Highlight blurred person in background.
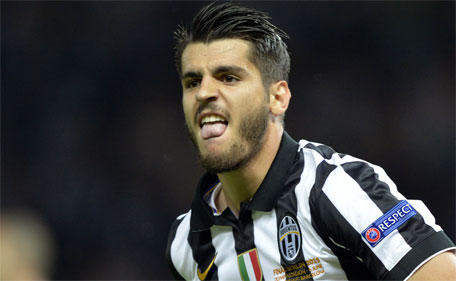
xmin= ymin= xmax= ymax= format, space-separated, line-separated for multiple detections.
xmin=166 ymin=2 xmax=456 ymax=280
xmin=1 ymin=209 xmax=55 ymax=280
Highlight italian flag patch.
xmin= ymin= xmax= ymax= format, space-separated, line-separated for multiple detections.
xmin=237 ymin=248 xmax=263 ymax=281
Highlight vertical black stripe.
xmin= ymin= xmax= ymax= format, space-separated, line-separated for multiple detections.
xmin=309 ymin=161 xmax=380 ymax=280
xmin=165 ymin=217 xmax=185 ymax=280
xmin=341 ymin=161 xmax=438 ymax=249
xmin=229 ymin=207 xmax=265 ymax=281
xmin=188 ymin=228 xmax=218 ymax=280
xmin=274 ymin=151 xmax=314 ymax=281
xmin=231 ymin=207 xmax=256 ymax=254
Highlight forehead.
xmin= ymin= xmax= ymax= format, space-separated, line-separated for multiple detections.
xmin=181 ymin=39 xmax=257 ymax=74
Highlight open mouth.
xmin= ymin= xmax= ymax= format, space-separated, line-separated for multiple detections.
xmin=200 ymin=114 xmax=228 ymax=140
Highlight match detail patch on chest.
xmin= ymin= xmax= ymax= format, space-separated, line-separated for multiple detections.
xmin=278 ymin=215 xmax=302 ymax=262
xmin=362 ymin=200 xmax=417 ymax=247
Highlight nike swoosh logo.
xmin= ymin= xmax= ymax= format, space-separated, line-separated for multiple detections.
xmin=197 ymin=253 xmax=217 ymax=280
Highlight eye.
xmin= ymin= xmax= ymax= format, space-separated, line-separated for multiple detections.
xmin=223 ymin=75 xmax=239 ymax=83
xmin=185 ymin=79 xmax=200 ymax=89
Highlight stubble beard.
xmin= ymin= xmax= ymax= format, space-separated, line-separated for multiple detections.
xmin=186 ymin=102 xmax=270 ymax=174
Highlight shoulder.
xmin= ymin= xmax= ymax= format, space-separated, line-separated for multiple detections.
xmin=166 ymin=211 xmax=194 ymax=280
xmin=298 ymin=139 xmax=344 ymax=160
xmin=296 ymin=139 xmax=391 ymax=200
xmin=296 ymin=139 xmax=456 ymax=280
xmin=166 ymin=210 xmax=192 ymax=250
xmin=297 ymin=139 xmax=392 ymax=191
xmin=298 ymin=139 xmax=379 ymax=168
xmin=168 ymin=211 xmax=191 ymax=236
xmin=297 ymin=139 xmax=401 ymax=223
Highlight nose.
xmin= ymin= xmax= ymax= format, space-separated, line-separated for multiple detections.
xmin=195 ymin=77 xmax=219 ymax=103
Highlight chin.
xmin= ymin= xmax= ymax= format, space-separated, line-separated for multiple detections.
xmin=199 ymin=145 xmax=226 ymax=160
xmin=198 ymin=140 xmax=252 ymax=174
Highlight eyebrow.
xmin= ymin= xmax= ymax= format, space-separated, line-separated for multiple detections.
xmin=180 ymin=65 xmax=248 ymax=80
xmin=180 ymin=71 xmax=202 ymax=81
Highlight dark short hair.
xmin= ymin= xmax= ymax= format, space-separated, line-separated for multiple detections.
xmin=174 ymin=2 xmax=291 ymax=87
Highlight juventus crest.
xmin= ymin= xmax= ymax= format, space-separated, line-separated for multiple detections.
xmin=278 ymin=215 xmax=302 ymax=263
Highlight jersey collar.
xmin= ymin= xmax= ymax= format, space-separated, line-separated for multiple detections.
xmin=190 ymin=131 xmax=299 ymax=231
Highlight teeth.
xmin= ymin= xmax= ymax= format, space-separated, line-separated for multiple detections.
xmin=201 ymin=115 xmax=227 ymax=126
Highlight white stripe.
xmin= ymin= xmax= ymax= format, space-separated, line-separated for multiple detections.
xmin=299 ymin=140 xmax=326 ymax=164
xmin=323 ymin=166 xmax=384 ymax=235
xmin=176 ymin=212 xmax=188 ymax=220
xmin=252 ymin=211 xmax=280 ymax=281
xmin=322 ymin=165 xmax=412 ymax=270
xmin=295 ymin=150 xmax=348 ymax=280
xmin=210 ymin=225 xmax=240 ymax=280
xmin=170 ymin=211 xmax=198 ymax=280
xmin=299 ymin=139 xmax=325 ymax=148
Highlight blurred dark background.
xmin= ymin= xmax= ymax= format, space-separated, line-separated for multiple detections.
xmin=2 ymin=1 xmax=454 ymax=280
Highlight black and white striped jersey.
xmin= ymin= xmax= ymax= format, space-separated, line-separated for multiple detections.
xmin=166 ymin=132 xmax=455 ymax=280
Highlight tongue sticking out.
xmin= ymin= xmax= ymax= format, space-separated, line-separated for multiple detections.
xmin=201 ymin=123 xmax=227 ymax=140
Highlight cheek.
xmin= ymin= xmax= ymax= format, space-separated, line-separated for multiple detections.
xmin=236 ymin=89 xmax=268 ymax=113
xmin=182 ymin=97 xmax=193 ymax=121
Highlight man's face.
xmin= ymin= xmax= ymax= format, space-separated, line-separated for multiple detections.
xmin=180 ymin=39 xmax=270 ymax=173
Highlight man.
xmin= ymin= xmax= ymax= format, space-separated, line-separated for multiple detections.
xmin=166 ymin=2 xmax=456 ymax=280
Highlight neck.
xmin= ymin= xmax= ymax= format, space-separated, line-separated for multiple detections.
xmin=216 ymin=123 xmax=283 ymax=217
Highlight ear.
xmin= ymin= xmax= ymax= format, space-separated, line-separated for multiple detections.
xmin=269 ymin=80 xmax=291 ymax=117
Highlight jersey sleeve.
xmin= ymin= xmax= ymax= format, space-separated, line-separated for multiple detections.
xmin=309 ymin=157 xmax=455 ymax=280
xmin=165 ymin=217 xmax=185 ymax=280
